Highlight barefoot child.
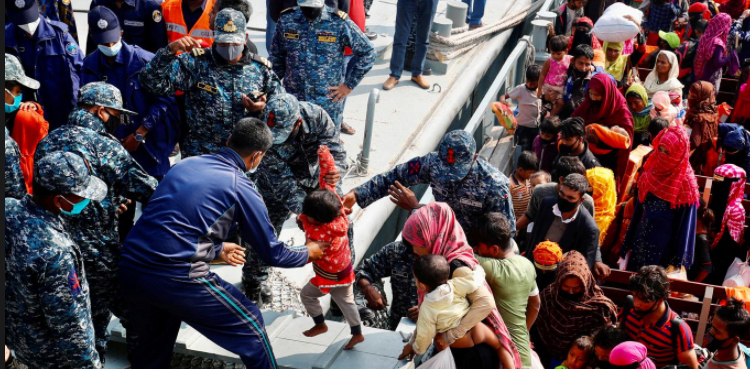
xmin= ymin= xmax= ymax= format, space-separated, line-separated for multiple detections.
xmin=399 ymin=254 xmax=504 ymax=361
xmin=299 ymin=146 xmax=364 ymax=350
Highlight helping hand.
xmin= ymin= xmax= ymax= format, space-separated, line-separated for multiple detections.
xmin=306 ymin=240 xmax=332 ymax=263
xmin=219 ymin=243 xmax=247 ymax=267
xmin=169 ymin=36 xmax=203 ymax=54
xmin=388 ymin=181 xmax=419 ymax=211
xmin=324 ymin=166 xmax=341 ymax=187
xmin=398 ymin=344 xmax=416 ymax=361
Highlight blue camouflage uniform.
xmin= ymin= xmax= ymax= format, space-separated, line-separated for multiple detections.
xmin=5 ymin=152 xmax=108 ymax=369
xmin=5 ymin=128 xmax=26 ymax=199
xmin=353 ymin=130 xmax=516 ymax=238
xmin=5 ymin=16 xmax=83 ymax=131
xmin=270 ymin=5 xmax=376 ymax=130
xmin=140 ymin=9 xmax=285 ymax=158
xmin=119 ymin=147 xmax=310 ymax=369
xmin=246 ymin=93 xmax=350 ymax=291
xmin=35 ymin=82 xmax=158 ymax=358
xmin=354 ymin=241 xmax=418 ymax=331
xmin=86 ymin=0 xmax=167 ymax=54
xmin=82 ymin=41 xmax=181 ymax=178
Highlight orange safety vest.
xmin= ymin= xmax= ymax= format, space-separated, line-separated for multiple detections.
xmin=162 ymin=0 xmax=215 ymax=46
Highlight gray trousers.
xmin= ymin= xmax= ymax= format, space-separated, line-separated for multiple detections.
xmin=301 ymin=282 xmax=362 ymax=332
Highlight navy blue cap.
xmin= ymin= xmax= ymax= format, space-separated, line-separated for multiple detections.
xmin=6 ymin=0 xmax=40 ymax=25
xmin=88 ymin=6 xmax=121 ymax=45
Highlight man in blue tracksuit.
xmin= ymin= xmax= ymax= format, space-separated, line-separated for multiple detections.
xmin=119 ymin=117 xmax=328 ymax=369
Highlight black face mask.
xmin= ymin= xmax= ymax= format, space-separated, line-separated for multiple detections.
xmin=301 ymin=7 xmax=322 ymax=20
xmin=705 ymin=331 xmax=731 ymax=352
xmin=560 ymin=290 xmax=584 ymax=301
xmin=557 ymin=196 xmax=580 ymax=213
xmin=540 ymin=137 xmax=554 ymax=145
xmin=558 ymin=139 xmax=580 ymax=155
xmin=104 ymin=111 xmax=122 ymax=135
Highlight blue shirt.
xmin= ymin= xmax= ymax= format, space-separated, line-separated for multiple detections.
xmin=120 ymin=148 xmax=310 ymax=280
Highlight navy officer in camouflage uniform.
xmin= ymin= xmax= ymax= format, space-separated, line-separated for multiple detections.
xmin=35 ymin=82 xmax=158 ymax=360
xmin=140 ymin=8 xmax=284 ymax=158
xmin=244 ymin=92 xmax=349 ymax=297
xmin=270 ymin=0 xmax=375 ymax=135
xmin=5 ymin=127 xmax=25 ymax=199
xmin=355 ymin=240 xmax=418 ymax=331
xmin=6 ymin=151 xmax=108 ymax=369
xmin=343 ymin=130 xmax=517 ymax=240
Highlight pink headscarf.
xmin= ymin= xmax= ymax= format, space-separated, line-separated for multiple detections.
xmin=712 ymin=164 xmax=747 ymax=248
xmin=402 ymin=203 xmax=522 ymax=369
xmin=694 ymin=13 xmax=733 ymax=79
xmin=609 ymin=342 xmax=657 ymax=369
xmin=650 ymin=91 xmax=678 ymax=124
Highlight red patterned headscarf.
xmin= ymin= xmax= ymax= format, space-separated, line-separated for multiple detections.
xmin=694 ymin=13 xmax=732 ymax=79
xmin=712 ymin=164 xmax=747 ymax=247
xmin=638 ymin=126 xmax=700 ymax=208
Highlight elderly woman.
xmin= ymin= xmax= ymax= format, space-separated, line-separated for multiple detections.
xmin=643 ymin=50 xmax=684 ymax=100
xmin=694 ymin=13 xmax=739 ymax=92
xmin=686 ymin=81 xmax=719 ymax=176
xmin=621 ymin=126 xmax=700 ymax=272
xmin=608 ymin=342 xmax=657 ymax=369
xmin=403 ymin=203 xmax=521 ymax=369
xmin=572 ymin=74 xmax=634 ymax=180
xmin=534 ymin=251 xmax=618 ymax=367
xmin=705 ymin=164 xmax=747 ymax=285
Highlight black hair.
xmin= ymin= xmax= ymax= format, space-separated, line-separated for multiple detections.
xmin=526 ymin=64 xmax=542 ymax=83
xmin=571 ymin=335 xmax=595 ymax=360
xmin=626 ymin=91 xmax=643 ymax=100
xmin=698 ymin=198 xmax=715 ymax=231
xmin=215 ymin=0 xmax=253 ymax=21
xmin=475 ymin=212 xmax=512 ymax=252
xmin=531 ymin=171 xmax=551 ymax=182
xmin=562 ymin=173 xmax=589 ymax=196
xmin=696 ymin=19 xmax=709 ymax=34
xmin=31 ymin=182 xmax=57 ymax=200
xmin=228 ymin=118 xmax=273 ymax=156
xmin=560 ymin=117 xmax=586 ymax=139
xmin=413 ymin=254 xmax=450 ymax=292
xmin=540 ymin=116 xmax=563 ymax=134
xmin=5 ymin=81 xmax=21 ymax=91
xmin=715 ymin=298 xmax=750 ymax=338
xmin=549 ymin=35 xmax=570 ymax=53
xmin=629 ymin=265 xmax=670 ymax=302
xmin=552 ymin=156 xmax=586 ymax=182
xmin=571 ymin=44 xmax=594 ymax=61
xmin=648 ymin=118 xmax=670 ymax=140
xmin=302 ymin=189 xmax=342 ymax=224
xmin=518 ymin=151 xmax=539 ymax=171
xmin=592 ymin=326 xmax=629 ymax=350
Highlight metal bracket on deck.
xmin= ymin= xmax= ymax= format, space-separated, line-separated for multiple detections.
xmin=349 ymin=89 xmax=381 ymax=178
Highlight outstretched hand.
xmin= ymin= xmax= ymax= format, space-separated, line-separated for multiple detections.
xmin=388 ymin=181 xmax=419 ymax=211
xmin=219 ymin=242 xmax=247 ymax=267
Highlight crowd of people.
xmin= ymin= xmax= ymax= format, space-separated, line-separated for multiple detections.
xmin=5 ymin=0 xmax=750 ymax=367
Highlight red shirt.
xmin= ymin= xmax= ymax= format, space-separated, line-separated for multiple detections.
xmin=621 ymin=304 xmax=695 ymax=367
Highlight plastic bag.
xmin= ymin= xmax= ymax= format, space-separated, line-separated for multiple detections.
xmin=492 ymin=102 xmax=517 ymax=134
xmin=723 ymin=258 xmax=750 ymax=287
xmin=417 ymin=348 xmax=457 ymax=369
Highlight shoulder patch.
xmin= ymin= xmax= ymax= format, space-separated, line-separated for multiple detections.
xmin=65 ymin=42 xmax=79 ymax=56
xmin=152 ymin=9 xmax=163 ymax=23
xmin=335 ymin=10 xmax=348 ymax=20
xmin=407 ymin=158 xmax=422 ymax=176
xmin=68 ymin=269 xmax=82 ymax=296
xmin=250 ymin=53 xmax=273 ymax=69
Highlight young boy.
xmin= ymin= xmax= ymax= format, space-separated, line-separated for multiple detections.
xmin=299 ymin=147 xmax=364 ymax=350
xmin=502 ymin=65 xmax=542 ymax=151
xmin=511 ymin=151 xmax=539 ymax=222
xmin=533 ymin=117 xmax=562 ymax=173
xmin=530 ymin=171 xmax=552 ymax=191
xmin=558 ymin=336 xmax=595 ymax=369
xmin=474 ymin=212 xmax=540 ymax=368
xmin=398 ymin=254 xmax=502 ymax=360
xmin=706 ymin=298 xmax=750 ymax=369
xmin=561 ymin=45 xmax=601 ymax=119
xmin=592 ymin=326 xmax=629 ymax=369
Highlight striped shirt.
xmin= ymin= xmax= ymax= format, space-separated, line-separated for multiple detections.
xmin=621 ymin=304 xmax=694 ymax=368
xmin=510 ymin=173 xmax=532 ymax=220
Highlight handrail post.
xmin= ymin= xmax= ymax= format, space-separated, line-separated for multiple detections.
xmin=355 ymin=89 xmax=380 ymax=176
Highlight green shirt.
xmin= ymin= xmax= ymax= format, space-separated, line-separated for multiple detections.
xmin=477 ymin=255 xmax=538 ymax=368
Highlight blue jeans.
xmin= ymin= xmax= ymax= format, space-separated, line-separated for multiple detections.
xmin=462 ymin=0 xmax=485 ymax=26
xmin=390 ymin=0 xmax=438 ymax=79
xmin=265 ymin=0 xmax=276 ymax=54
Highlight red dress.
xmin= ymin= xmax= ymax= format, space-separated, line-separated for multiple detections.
xmin=299 ymin=146 xmax=354 ymax=293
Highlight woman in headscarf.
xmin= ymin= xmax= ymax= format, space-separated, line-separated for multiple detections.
xmin=621 ymin=126 xmax=700 ymax=271
xmin=704 ymin=164 xmax=747 ymax=285
xmin=718 ymin=123 xmax=750 ymax=176
xmin=626 ymin=84 xmax=654 ymax=148
xmin=694 ymin=13 xmax=739 ymax=92
xmin=587 ymin=167 xmax=617 ymax=245
xmin=650 ymin=91 xmax=679 ymax=125
xmin=603 ymin=41 xmax=646 ymax=86
xmin=643 ymin=51 xmax=684 ymax=100
xmin=402 ymin=203 xmax=522 ymax=369
xmin=569 ymin=17 xmax=606 ymax=66
xmin=608 ymin=342 xmax=657 ymax=369
xmin=720 ymin=0 xmax=746 ymax=20
xmin=534 ymin=251 xmax=618 ymax=367
xmin=685 ymin=81 xmax=719 ymax=176
xmin=572 ymin=74 xmax=634 ymax=180
xmin=730 ymin=79 xmax=750 ymax=126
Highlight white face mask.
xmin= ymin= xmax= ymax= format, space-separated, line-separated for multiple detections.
xmin=18 ymin=18 xmax=40 ymax=35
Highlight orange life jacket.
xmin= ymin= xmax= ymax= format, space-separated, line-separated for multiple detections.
xmin=162 ymin=0 xmax=215 ymax=46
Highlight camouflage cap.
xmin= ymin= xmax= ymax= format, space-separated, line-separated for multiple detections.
xmin=78 ymin=82 xmax=137 ymax=115
xmin=298 ymin=0 xmax=324 ymax=8
xmin=215 ymin=9 xmax=246 ymax=44
xmin=265 ymin=93 xmax=301 ymax=144
xmin=5 ymin=54 xmax=40 ymax=90
xmin=430 ymin=130 xmax=477 ymax=182
xmin=35 ymin=152 xmax=108 ymax=201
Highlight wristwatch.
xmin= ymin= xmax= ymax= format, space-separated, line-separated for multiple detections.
xmin=134 ymin=133 xmax=146 ymax=143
